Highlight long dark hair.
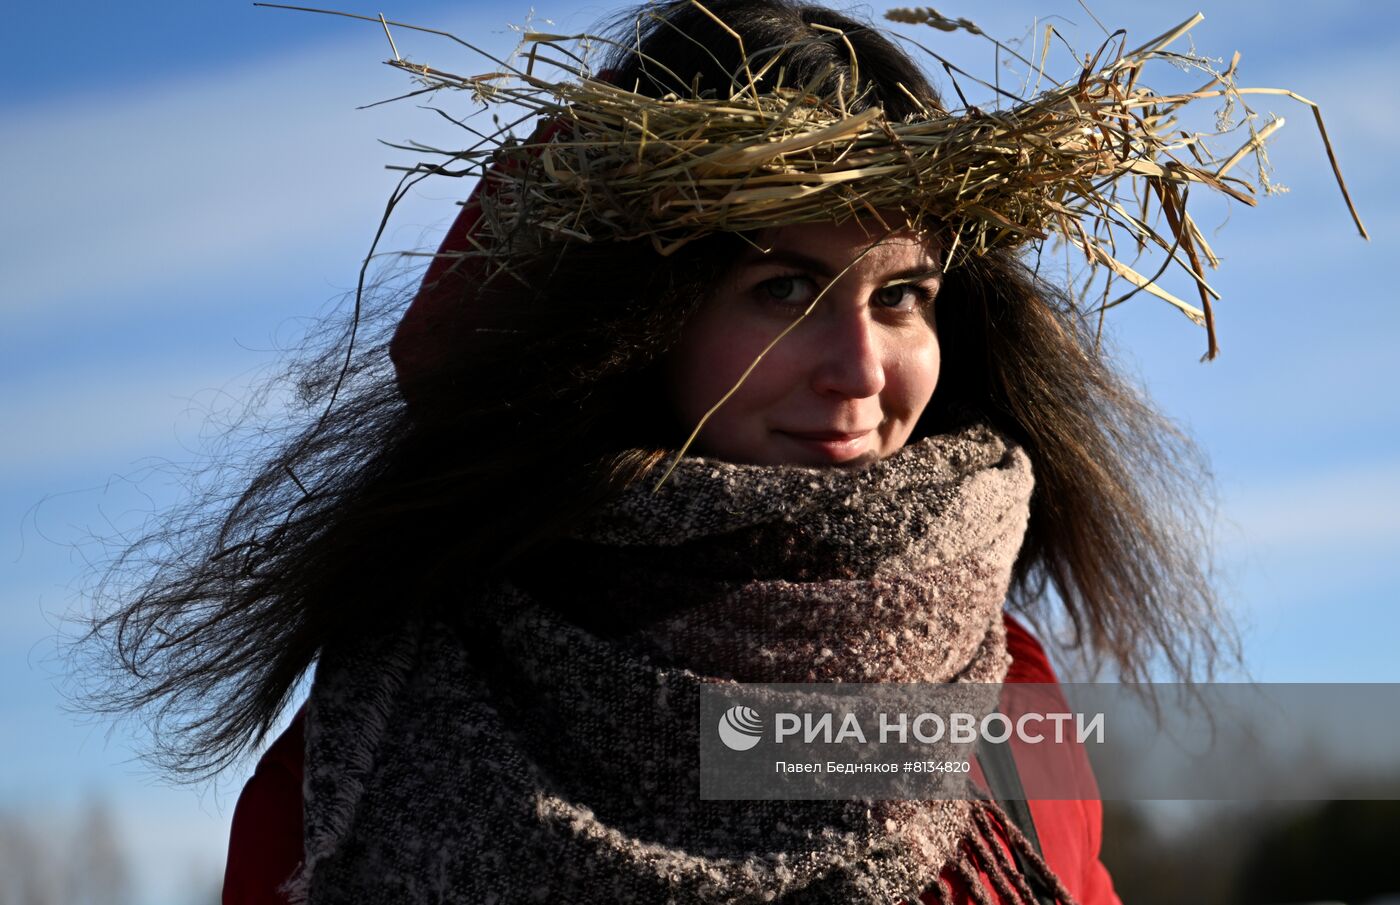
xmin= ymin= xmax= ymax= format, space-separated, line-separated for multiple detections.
xmin=69 ymin=0 xmax=1240 ymax=781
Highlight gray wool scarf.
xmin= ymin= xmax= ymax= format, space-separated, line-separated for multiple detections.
xmin=287 ymin=421 xmax=1078 ymax=904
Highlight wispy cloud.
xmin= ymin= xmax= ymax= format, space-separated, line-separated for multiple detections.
xmin=1219 ymin=459 xmax=1400 ymax=551
xmin=0 ymin=15 xmax=519 ymax=321
xmin=0 ymin=360 xmax=271 ymax=473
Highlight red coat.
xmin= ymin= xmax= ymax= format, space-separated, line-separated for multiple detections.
xmin=222 ymin=612 xmax=1120 ymax=904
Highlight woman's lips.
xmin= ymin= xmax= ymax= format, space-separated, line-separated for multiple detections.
xmin=776 ymin=429 xmax=874 ymax=463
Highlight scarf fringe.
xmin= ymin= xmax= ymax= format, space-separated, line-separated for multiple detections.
xmin=280 ymin=859 xmax=308 ymax=905
xmin=914 ymin=799 xmax=1080 ymax=905
xmin=969 ymin=802 xmax=1043 ymax=905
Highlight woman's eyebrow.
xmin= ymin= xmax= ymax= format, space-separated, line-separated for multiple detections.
xmin=881 ymin=267 xmax=943 ymax=285
xmin=735 ymin=247 xmax=942 ymax=283
xmin=879 ymin=271 xmax=946 ymax=288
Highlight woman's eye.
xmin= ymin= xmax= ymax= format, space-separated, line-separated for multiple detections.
xmin=758 ymin=275 xmax=817 ymax=306
xmin=875 ymin=284 xmax=924 ymax=310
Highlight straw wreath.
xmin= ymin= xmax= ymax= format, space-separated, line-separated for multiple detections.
xmin=261 ymin=1 xmax=1367 ymax=367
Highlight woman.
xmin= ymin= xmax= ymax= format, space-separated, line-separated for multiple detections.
xmin=77 ymin=1 xmax=1239 ymax=902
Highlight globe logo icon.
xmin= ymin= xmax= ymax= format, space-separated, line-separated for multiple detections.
xmin=717 ymin=705 xmax=763 ymax=751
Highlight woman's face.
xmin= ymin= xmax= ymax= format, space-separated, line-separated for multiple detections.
xmin=664 ymin=219 xmax=942 ymax=468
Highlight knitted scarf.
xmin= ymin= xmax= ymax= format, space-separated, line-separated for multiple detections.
xmin=289 ymin=421 xmax=1077 ymax=904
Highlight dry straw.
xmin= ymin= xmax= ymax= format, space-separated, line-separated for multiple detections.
xmin=260 ymin=2 xmax=1367 ymax=479
xmin=261 ymin=1 xmax=1365 ymax=359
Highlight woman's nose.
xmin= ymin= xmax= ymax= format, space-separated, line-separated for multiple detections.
xmin=807 ymin=304 xmax=885 ymax=399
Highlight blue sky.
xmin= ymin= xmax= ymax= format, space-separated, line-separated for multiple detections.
xmin=3 ymin=1 xmax=1396 ymax=901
